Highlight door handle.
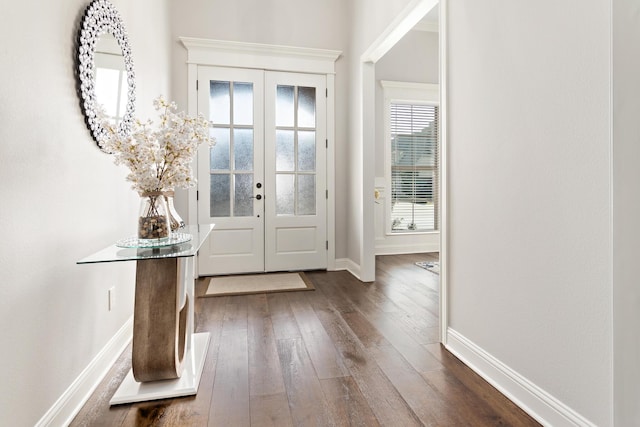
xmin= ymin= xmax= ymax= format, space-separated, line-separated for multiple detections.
xmin=254 ymin=194 xmax=262 ymax=200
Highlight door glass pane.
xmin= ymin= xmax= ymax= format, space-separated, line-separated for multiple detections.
xmin=234 ymin=174 xmax=253 ymax=217
xmin=233 ymin=82 xmax=253 ymax=126
xmin=297 ymin=174 xmax=316 ymax=215
xmin=210 ymin=174 xmax=230 ymax=217
xmin=276 ymin=174 xmax=294 ymax=215
xmin=276 ymin=130 xmax=295 ymax=171
xmin=276 ymin=85 xmax=294 ymax=127
xmin=298 ymin=86 xmax=316 ymax=128
xmin=210 ymin=81 xmax=230 ymax=124
xmin=210 ymin=127 xmax=230 ymax=170
xmin=297 ymin=131 xmax=316 ymax=172
xmin=234 ymin=129 xmax=253 ymax=171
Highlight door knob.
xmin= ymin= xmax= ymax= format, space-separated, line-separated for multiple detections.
xmin=256 ymin=183 xmax=262 ymax=189
xmin=255 ymin=194 xmax=262 ymax=200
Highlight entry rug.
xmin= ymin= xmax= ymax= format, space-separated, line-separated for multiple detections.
xmin=416 ymin=261 xmax=440 ymax=275
xmin=203 ymin=272 xmax=314 ymax=297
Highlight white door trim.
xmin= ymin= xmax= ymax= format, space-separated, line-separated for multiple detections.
xmin=180 ymin=37 xmax=341 ymax=75
xmin=439 ymin=0 xmax=449 ymax=346
xmin=180 ymin=38 xmax=341 ymax=273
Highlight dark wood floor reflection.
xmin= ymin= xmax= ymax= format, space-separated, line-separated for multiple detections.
xmin=71 ymin=253 xmax=540 ymax=426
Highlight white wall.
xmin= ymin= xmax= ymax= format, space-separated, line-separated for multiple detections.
xmin=374 ymin=29 xmax=439 ymax=255
xmin=0 ymin=0 xmax=171 ymax=424
xmin=167 ymin=0 xmax=350 ymax=259
xmin=446 ymin=1 xmax=612 ymax=425
xmin=612 ymin=0 xmax=640 ymax=425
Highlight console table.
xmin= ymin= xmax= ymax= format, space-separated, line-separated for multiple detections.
xmin=78 ymin=224 xmax=213 ymax=405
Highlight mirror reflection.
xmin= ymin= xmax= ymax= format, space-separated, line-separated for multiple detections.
xmin=94 ymin=34 xmax=128 ymax=127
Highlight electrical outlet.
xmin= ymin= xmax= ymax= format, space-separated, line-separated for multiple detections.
xmin=108 ymin=287 xmax=115 ymax=311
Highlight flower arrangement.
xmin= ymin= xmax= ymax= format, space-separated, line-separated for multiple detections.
xmin=98 ymin=96 xmax=214 ymax=193
xmin=98 ymin=96 xmax=214 ymax=240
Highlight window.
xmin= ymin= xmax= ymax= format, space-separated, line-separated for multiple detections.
xmin=382 ymin=81 xmax=439 ymax=234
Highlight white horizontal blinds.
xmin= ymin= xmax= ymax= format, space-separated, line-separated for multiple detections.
xmin=390 ymin=102 xmax=438 ymax=233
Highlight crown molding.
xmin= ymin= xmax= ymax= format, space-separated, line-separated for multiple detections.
xmin=380 ymin=80 xmax=439 ymax=91
xmin=380 ymin=80 xmax=440 ymax=103
xmin=412 ymin=20 xmax=439 ymax=33
xmin=179 ymin=37 xmax=342 ymax=74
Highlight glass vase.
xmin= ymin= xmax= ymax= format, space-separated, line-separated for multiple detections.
xmin=138 ymin=191 xmax=171 ymax=243
xmin=163 ymin=190 xmax=185 ymax=231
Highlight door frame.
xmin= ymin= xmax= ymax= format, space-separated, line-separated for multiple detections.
xmin=180 ymin=37 xmax=342 ymax=271
xmin=358 ymin=0 xmax=446 ymax=344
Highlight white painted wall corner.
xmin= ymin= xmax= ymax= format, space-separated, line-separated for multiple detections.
xmin=333 ymin=258 xmax=364 ymax=281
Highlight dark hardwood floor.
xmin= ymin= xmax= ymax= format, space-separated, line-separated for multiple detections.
xmin=71 ymin=253 xmax=540 ymax=426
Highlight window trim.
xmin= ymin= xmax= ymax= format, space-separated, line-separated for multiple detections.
xmin=381 ymin=80 xmax=439 ymax=236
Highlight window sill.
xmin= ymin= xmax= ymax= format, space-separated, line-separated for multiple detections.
xmin=387 ymin=230 xmax=440 ymax=237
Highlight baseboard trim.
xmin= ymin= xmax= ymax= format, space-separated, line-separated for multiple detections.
xmin=374 ymin=242 xmax=440 ymax=255
xmin=333 ymin=258 xmax=362 ymax=281
xmin=36 ymin=317 xmax=133 ymax=427
xmin=446 ymin=328 xmax=596 ymax=427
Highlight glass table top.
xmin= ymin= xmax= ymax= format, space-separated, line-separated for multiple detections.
xmin=77 ymin=224 xmax=214 ymax=264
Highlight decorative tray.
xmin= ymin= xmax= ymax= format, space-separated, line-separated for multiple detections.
xmin=115 ymin=232 xmax=192 ymax=249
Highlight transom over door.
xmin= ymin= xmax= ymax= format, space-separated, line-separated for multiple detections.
xmin=197 ymin=66 xmax=327 ymax=276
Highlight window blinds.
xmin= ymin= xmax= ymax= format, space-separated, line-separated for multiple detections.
xmin=390 ymin=103 xmax=438 ymax=233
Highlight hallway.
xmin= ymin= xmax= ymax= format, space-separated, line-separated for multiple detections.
xmin=72 ymin=254 xmax=539 ymax=426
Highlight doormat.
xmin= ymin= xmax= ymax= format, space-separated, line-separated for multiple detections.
xmin=416 ymin=261 xmax=440 ymax=275
xmin=203 ymin=272 xmax=314 ymax=297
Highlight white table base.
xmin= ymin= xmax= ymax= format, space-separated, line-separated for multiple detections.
xmin=110 ymin=332 xmax=210 ymax=405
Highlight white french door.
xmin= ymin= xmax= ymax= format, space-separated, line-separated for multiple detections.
xmin=197 ymin=67 xmax=265 ymax=274
xmin=265 ymin=72 xmax=327 ymax=272
xmin=197 ymin=66 xmax=327 ymax=275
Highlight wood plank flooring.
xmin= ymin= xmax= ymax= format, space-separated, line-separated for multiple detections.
xmin=71 ymin=253 xmax=541 ymax=426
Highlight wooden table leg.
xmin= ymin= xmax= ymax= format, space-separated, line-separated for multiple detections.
xmin=132 ymin=257 xmax=189 ymax=382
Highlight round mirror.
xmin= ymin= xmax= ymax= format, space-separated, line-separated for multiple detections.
xmin=77 ymin=0 xmax=136 ymax=146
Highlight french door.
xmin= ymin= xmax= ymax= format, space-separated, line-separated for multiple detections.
xmin=197 ymin=66 xmax=327 ymax=275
